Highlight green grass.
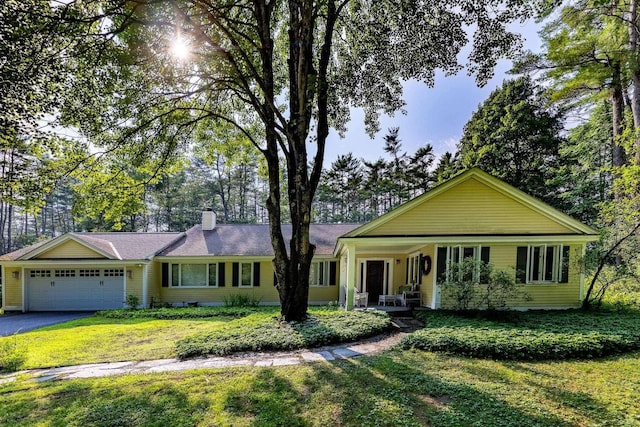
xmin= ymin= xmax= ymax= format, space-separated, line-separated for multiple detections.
xmin=1 ymin=350 xmax=639 ymax=426
xmin=402 ymin=310 xmax=640 ymax=360
xmin=0 ymin=316 xmax=231 ymax=369
xmin=0 ymin=307 xmax=390 ymax=368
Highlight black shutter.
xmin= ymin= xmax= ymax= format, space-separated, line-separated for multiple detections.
xmin=161 ymin=263 xmax=168 ymax=287
xmin=405 ymin=259 xmax=409 ymax=283
xmin=560 ymin=246 xmax=570 ymax=283
xmin=480 ymin=247 xmax=491 ymax=283
xmin=436 ymin=247 xmax=447 ymax=283
xmin=516 ymin=246 xmax=528 ymax=284
xmin=418 ymin=255 xmax=423 ymax=285
xmin=232 ymin=262 xmax=239 ymax=287
xmin=218 ymin=262 xmax=225 ymax=287
xmin=329 ymin=261 xmax=337 ymax=286
xmin=481 ymin=247 xmax=490 ymax=264
xmin=253 ymin=262 xmax=260 ymax=286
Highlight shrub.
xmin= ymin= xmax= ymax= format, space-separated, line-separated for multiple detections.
xmin=223 ymin=293 xmax=262 ymax=307
xmin=125 ymin=294 xmax=139 ymax=309
xmin=440 ymin=259 xmax=529 ymax=311
xmin=96 ymin=306 xmax=276 ymax=319
xmin=0 ymin=337 xmax=26 ymax=373
xmin=175 ymin=309 xmax=391 ymax=359
xmin=402 ymin=310 xmax=640 ymax=361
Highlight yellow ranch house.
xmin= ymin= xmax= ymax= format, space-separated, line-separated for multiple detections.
xmin=0 ymin=169 xmax=598 ymax=312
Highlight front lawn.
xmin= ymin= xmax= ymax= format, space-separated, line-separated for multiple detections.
xmin=0 ymin=307 xmax=390 ymax=369
xmin=402 ymin=309 xmax=640 ymax=360
xmin=1 ymin=350 xmax=639 ymax=426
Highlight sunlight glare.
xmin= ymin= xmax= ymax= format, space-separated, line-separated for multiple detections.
xmin=170 ymin=37 xmax=190 ymax=61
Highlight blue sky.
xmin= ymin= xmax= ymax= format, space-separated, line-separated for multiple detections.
xmin=323 ymin=19 xmax=542 ymax=168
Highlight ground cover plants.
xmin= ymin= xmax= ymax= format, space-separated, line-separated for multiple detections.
xmin=402 ymin=309 xmax=640 ymax=360
xmin=176 ymin=309 xmax=391 ymax=358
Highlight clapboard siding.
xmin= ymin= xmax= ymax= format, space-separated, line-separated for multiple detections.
xmin=3 ymin=267 xmax=22 ymax=307
xmin=366 ymin=178 xmax=573 ymax=236
xmin=36 ymin=240 xmax=105 ymax=259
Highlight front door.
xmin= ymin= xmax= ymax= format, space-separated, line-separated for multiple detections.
xmin=366 ymin=260 xmax=385 ymax=304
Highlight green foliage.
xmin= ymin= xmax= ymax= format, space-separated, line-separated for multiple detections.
xmin=455 ymin=76 xmax=567 ymax=209
xmin=223 ymin=293 xmax=262 ymax=307
xmin=97 ymin=306 xmax=276 ymax=319
xmin=440 ymin=259 xmax=529 ymax=311
xmin=125 ymin=294 xmax=139 ymax=309
xmin=0 ymin=337 xmax=26 ymax=373
xmin=596 ymin=276 xmax=640 ymax=312
xmin=402 ymin=310 xmax=640 ymax=361
xmin=175 ymin=310 xmax=391 ymax=359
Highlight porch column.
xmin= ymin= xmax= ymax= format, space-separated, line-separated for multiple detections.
xmin=345 ymin=244 xmax=357 ymax=310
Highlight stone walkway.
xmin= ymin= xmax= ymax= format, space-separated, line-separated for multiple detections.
xmin=1 ymin=330 xmax=408 ymax=384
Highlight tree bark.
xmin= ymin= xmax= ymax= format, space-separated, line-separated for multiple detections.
xmin=628 ymin=0 xmax=640 ymax=164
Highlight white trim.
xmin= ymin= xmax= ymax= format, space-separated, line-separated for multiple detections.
xmin=21 ymin=266 xmax=25 ymax=312
xmin=142 ymin=264 xmax=149 ymax=308
xmin=431 ymin=248 xmax=438 ymax=309
xmin=122 ymin=263 xmax=127 ymax=308
xmin=579 ymin=244 xmax=586 ymax=302
xmin=169 ymin=262 xmax=221 ymax=288
xmin=358 ymin=258 xmax=394 ymax=296
xmin=17 ymin=234 xmax=120 ymax=261
xmin=342 ymin=169 xmax=598 ymax=239
xmin=1 ymin=264 xmax=4 ymax=310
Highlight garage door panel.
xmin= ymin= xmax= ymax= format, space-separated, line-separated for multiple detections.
xmin=27 ymin=269 xmax=124 ymax=311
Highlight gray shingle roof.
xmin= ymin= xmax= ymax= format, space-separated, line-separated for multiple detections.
xmin=160 ymin=223 xmax=361 ymax=257
xmin=0 ymin=224 xmax=360 ymax=261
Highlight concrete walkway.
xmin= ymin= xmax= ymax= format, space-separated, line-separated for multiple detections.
xmin=1 ymin=331 xmax=407 ymax=384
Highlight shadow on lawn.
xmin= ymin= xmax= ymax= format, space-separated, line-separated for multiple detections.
xmin=1 ymin=380 xmax=210 ymax=427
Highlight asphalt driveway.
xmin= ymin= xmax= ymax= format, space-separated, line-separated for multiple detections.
xmin=0 ymin=312 xmax=94 ymax=337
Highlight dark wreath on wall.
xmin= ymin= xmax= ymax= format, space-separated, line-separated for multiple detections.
xmin=421 ymin=254 xmax=432 ymax=276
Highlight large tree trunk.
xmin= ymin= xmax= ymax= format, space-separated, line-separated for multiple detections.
xmin=628 ymin=0 xmax=640 ymax=164
xmin=611 ymin=62 xmax=626 ymax=171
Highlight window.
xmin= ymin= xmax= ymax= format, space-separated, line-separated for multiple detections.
xmin=436 ymin=245 xmax=490 ymax=283
xmin=240 ymin=262 xmax=253 ymax=287
xmin=170 ymin=264 xmax=219 ymax=287
xmin=103 ymin=269 xmax=124 ymax=277
xmin=310 ymin=261 xmax=330 ymax=286
xmin=55 ymin=269 xmax=76 ymax=277
xmin=30 ymin=270 xmax=51 ymax=278
xmin=517 ymin=245 xmax=569 ymax=284
xmin=406 ymin=253 xmax=422 ymax=285
xmin=79 ymin=269 xmax=100 ymax=277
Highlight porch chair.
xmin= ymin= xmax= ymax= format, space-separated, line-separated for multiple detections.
xmin=354 ymin=289 xmax=369 ymax=308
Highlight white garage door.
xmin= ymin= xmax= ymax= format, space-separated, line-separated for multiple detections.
xmin=27 ymin=268 xmax=124 ymax=311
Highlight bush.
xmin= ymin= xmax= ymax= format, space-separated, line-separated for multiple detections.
xmin=0 ymin=337 xmax=26 ymax=373
xmin=401 ymin=310 xmax=640 ymax=361
xmin=125 ymin=294 xmax=139 ymax=309
xmin=96 ymin=306 xmax=276 ymax=320
xmin=175 ymin=309 xmax=391 ymax=359
xmin=223 ymin=293 xmax=262 ymax=307
xmin=440 ymin=259 xmax=529 ymax=311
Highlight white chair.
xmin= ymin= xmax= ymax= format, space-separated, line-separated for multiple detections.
xmin=354 ymin=289 xmax=369 ymax=308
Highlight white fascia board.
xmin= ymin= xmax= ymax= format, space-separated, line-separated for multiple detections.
xmin=338 ymin=234 xmax=598 ymax=247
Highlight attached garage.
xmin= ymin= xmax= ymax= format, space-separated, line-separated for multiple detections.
xmin=27 ymin=268 xmax=125 ymax=311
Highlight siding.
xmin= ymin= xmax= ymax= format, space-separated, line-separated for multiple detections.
xmin=156 ymin=260 xmax=341 ymax=305
xmin=36 ymin=240 xmax=105 ymax=259
xmin=438 ymin=243 xmax=582 ymax=309
xmin=3 ymin=267 xmax=22 ymax=307
xmin=125 ymin=266 xmax=144 ymax=305
xmin=366 ymin=178 xmax=573 ymax=236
